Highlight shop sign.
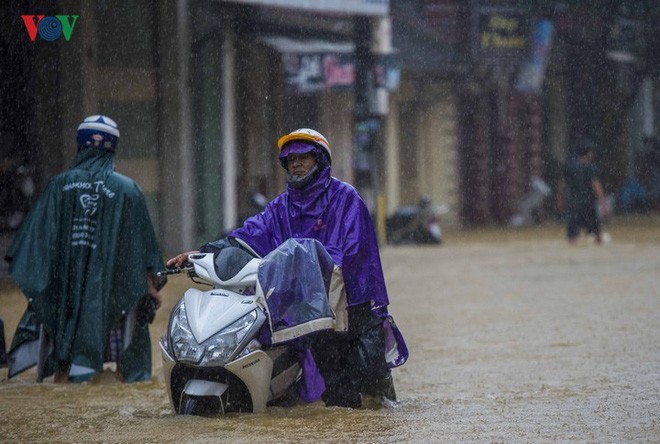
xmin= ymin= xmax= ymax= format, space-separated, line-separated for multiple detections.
xmin=515 ymin=19 xmax=554 ymax=93
xmin=228 ymin=0 xmax=388 ymax=16
xmin=283 ymin=52 xmax=399 ymax=94
xmin=283 ymin=53 xmax=355 ymax=93
xmin=472 ymin=6 xmax=529 ymax=63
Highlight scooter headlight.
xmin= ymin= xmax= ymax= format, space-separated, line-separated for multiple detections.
xmin=170 ymin=303 xmax=203 ymax=363
xmin=199 ymin=310 xmax=258 ymax=366
xmin=169 ymin=303 xmax=258 ymax=366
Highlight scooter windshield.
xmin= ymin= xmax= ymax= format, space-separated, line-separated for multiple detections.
xmin=213 ymin=246 xmax=257 ymax=281
xmin=258 ymin=238 xmax=337 ymax=344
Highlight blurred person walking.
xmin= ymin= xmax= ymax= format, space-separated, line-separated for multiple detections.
xmin=556 ymin=139 xmax=610 ymax=244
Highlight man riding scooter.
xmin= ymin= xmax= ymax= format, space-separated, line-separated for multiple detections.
xmin=168 ymin=128 xmax=407 ymax=408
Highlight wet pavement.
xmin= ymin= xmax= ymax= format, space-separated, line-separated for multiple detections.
xmin=1 ymin=216 xmax=659 ymax=443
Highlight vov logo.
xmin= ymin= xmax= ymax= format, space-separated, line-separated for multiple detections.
xmin=21 ymin=15 xmax=79 ymax=42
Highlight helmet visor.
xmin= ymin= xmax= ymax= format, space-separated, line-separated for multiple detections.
xmin=278 ymin=141 xmax=317 ymax=160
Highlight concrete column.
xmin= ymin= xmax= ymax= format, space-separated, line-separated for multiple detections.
xmin=222 ymin=25 xmax=238 ymax=233
xmin=354 ymin=15 xmax=393 ymax=242
xmin=158 ymin=0 xmax=195 ymax=254
xmin=59 ymin=0 xmax=87 ymax=166
xmin=80 ymin=1 xmax=97 ymax=118
xmin=384 ymin=101 xmax=400 ymax=214
xmin=472 ymin=90 xmax=491 ymax=224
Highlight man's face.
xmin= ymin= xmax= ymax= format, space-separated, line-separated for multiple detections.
xmin=286 ymin=152 xmax=316 ymax=176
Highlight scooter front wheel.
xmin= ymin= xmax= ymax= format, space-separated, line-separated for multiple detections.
xmin=179 ymin=393 xmax=223 ymax=416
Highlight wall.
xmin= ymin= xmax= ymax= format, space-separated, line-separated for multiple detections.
xmin=416 ymin=88 xmax=458 ymax=226
xmin=391 ymin=77 xmax=459 ymax=226
xmin=319 ymin=91 xmax=355 ymax=184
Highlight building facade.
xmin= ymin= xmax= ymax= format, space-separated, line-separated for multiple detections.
xmin=3 ymin=0 xmax=660 ymax=280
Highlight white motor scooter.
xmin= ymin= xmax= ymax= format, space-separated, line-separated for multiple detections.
xmin=158 ymin=246 xmax=302 ymax=415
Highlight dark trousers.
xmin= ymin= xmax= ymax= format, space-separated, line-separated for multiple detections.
xmin=0 ymin=317 xmax=6 ymax=366
xmin=307 ymin=303 xmax=395 ymax=407
xmin=567 ymin=204 xmax=601 ymax=240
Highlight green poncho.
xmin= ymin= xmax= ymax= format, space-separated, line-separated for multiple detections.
xmin=6 ymin=148 xmax=166 ymax=382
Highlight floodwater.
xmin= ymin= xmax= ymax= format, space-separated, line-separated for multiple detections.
xmin=1 ymin=217 xmax=659 ymax=443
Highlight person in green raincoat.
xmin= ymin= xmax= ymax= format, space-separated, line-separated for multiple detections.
xmin=5 ymin=115 xmax=166 ymax=383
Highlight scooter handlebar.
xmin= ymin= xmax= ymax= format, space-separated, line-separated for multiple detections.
xmin=157 ymin=263 xmax=194 ymax=277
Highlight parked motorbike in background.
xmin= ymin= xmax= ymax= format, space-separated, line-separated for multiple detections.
xmin=248 ymin=190 xmax=269 ymax=212
xmin=0 ymin=162 xmax=35 ymax=231
xmin=386 ymin=195 xmax=448 ymax=245
xmin=509 ymin=177 xmax=551 ymax=227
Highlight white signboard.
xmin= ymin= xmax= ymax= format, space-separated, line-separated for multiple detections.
xmin=227 ymin=0 xmax=389 ymax=16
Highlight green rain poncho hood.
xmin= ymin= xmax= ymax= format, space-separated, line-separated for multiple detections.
xmin=6 ymin=148 xmax=166 ymax=382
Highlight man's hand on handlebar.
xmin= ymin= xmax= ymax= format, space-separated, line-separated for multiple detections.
xmin=166 ymin=251 xmax=200 ymax=269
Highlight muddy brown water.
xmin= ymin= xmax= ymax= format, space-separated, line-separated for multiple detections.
xmin=1 ymin=218 xmax=659 ymax=443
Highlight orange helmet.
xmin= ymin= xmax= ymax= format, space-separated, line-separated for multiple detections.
xmin=277 ymin=128 xmax=332 ymax=166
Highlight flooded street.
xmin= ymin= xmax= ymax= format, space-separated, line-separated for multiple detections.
xmin=1 ymin=218 xmax=659 ymax=443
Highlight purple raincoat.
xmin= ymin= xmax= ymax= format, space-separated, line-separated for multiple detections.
xmin=222 ymin=167 xmax=390 ymax=314
xmin=204 ymin=165 xmax=407 ymax=402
